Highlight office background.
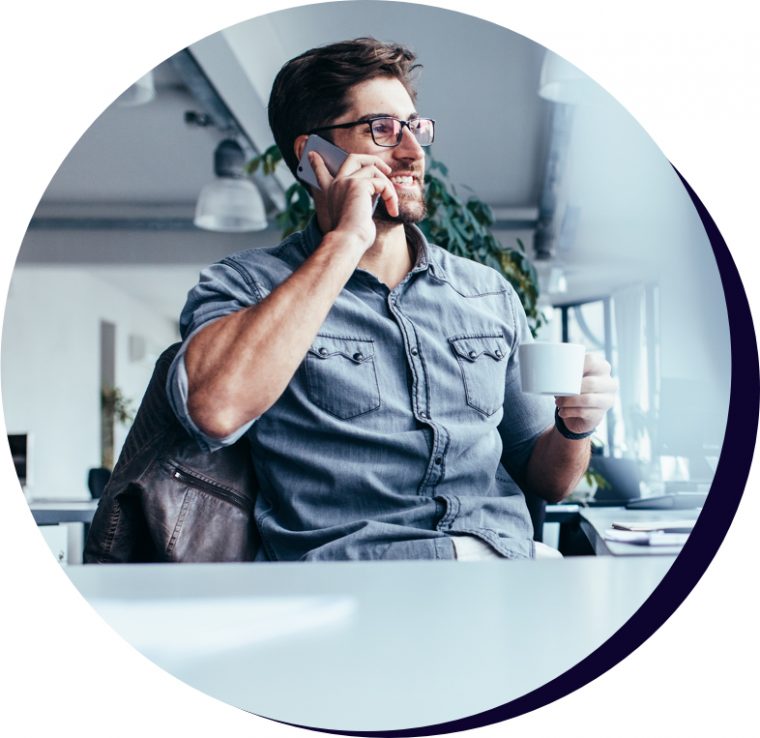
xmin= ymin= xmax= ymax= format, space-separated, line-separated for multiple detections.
xmin=2 ymin=2 xmax=729 ymax=532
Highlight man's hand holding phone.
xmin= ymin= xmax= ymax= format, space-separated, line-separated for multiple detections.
xmin=300 ymin=135 xmax=398 ymax=251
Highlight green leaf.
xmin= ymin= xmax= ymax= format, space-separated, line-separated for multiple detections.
xmin=427 ymin=156 xmax=449 ymax=177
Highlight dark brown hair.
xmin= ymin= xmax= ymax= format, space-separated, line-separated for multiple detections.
xmin=268 ymin=37 xmax=421 ymax=176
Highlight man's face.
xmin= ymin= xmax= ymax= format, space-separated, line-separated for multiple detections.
xmin=330 ymin=76 xmax=427 ymax=225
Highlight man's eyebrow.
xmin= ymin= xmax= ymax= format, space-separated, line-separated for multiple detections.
xmin=358 ymin=112 xmax=420 ymax=121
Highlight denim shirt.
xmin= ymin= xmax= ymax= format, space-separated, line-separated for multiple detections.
xmin=167 ymin=219 xmax=555 ymax=561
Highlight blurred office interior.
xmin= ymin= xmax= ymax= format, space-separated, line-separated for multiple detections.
xmin=1 ymin=2 xmax=729 ymax=563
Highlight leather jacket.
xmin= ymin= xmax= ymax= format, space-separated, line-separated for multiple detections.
xmin=84 ymin=343 xmax=260 ymax=563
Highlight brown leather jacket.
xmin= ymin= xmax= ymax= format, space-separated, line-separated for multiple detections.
xmin=84 ymin=344 xmax=261 ymax=563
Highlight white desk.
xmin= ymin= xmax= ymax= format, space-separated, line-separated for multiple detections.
xmin=28 ymin=499 xmax=99 ymax=564
xmin=68 ymin=557 xmax=675 ymax=731
xmin=29 ymin=499 xmax=98 ymax=526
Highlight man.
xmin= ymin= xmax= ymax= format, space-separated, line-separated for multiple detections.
xmin=166 ymin=38 xmax=617 ymax=561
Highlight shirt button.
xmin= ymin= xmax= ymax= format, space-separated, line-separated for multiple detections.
xmin=410 ymin=347 xmax=419 ymax=356
xmin=495 ymin=349 xmax=503 ymax=358
xmin=419 ymin=411 xmax=429 ymax=419
xmin=468 ymin=350 xmax=477 ymax=359
xmin=353 ymin=352 xmax=364 ymax=361
xmin=318 ymin=347 xmax=328 ymax=356
xmin=435 ymin=456 xmax=443 ymax=465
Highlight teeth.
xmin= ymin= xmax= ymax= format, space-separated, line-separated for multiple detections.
xmin=392 ymin=176 xmax=414 ymax=184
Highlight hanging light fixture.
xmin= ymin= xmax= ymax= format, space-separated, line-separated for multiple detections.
xmin=194 ymin=139 xmax=268 ymax=232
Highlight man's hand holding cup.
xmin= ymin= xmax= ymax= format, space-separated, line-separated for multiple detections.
xmin=519 ymin=342 xmax=618 ymax=437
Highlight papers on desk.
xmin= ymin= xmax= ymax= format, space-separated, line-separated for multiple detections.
xmin=611 ymin=520 xmax=696 ymax=533
xmin=603 ymin=519 xmax=695 ymax=547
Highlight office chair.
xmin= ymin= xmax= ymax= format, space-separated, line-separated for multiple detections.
xmin=87 ymin=467 xmax=111 ymax=499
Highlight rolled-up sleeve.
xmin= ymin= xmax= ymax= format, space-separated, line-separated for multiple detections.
xmin=166 ymin=257 xmax=269 ymax=452
xmin=498 ymin=287 xmax=555 ymax=481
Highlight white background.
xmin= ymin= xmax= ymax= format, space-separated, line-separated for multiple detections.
xmin=1 ymin=1 xmax=757 ymax=736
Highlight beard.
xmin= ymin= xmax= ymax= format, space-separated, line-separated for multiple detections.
xmin=373 ymin=183 xmax=427 ymax=225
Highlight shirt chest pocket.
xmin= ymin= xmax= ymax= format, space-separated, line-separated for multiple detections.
xmin=304 ymin=335 xmax=381 ymax=419
xmin=449 ymin=334 xmax=509 ymax=417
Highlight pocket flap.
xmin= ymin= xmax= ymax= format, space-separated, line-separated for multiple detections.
xmin=308 ymin=334 xmax=375 ymax=363
xmin=449 ymin=335 xmax=508 ymax=362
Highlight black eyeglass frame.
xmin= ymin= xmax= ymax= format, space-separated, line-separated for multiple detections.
xmin=308 ymin=116 xmax=436 ymax=147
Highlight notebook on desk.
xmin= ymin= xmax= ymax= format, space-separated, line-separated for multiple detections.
xmin=604 ymin=518 xmax=695 ymax=547
xmin=611 ymin=519 xmax=696 ymax=534
xmin=603 ymin=529 xmax=689 ymax=546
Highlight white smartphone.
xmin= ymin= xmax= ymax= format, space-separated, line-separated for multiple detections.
xmin=297 ymin=134 xmax=349 ymax=190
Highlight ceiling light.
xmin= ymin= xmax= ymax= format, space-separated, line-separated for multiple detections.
xmin=194 ymin=139 xmax=268 ymax=232
xmin=548 ymin=266 xmax=568 ymax=294
xmin=537 ymin=263 xmax=568 ymax=295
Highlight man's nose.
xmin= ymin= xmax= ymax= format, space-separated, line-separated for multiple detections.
xmin=394 ymin=125 xmax=424 ymax=159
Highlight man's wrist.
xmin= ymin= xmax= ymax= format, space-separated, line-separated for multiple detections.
xmin=321 ymin=229 xmax=371 ymax=259
xmin=554 ymin=408 xmax=595 ymax=440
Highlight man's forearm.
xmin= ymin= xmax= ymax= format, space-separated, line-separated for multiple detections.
xmin=523 ymin=426 xmax=591 ymax=503
xmin=185 ymin=231 xmax=366 ymax=438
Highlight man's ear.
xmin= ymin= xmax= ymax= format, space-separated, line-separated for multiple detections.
xmin=293 ymin=134 xmax=310 ymax=164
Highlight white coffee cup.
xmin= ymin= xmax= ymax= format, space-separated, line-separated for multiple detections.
xmin=518 ymin=341 xmax=586 ymax=396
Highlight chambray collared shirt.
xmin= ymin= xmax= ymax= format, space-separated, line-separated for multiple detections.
xmin=167 ymin=218 xmax=555 ymax=561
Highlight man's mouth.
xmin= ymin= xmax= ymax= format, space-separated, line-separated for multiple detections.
xmin=390 ymin=173 xmax=420 ymax=187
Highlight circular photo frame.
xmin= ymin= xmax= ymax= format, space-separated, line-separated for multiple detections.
xmin=2 ymin=1 xmax=756 ymax=735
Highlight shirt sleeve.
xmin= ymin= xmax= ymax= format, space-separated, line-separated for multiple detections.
xmin=498 ymin=287 xmax=556 ymax=481
xmin=165 ymin=257 xmax=269 ymax=453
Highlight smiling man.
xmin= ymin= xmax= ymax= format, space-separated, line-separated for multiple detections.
xmin=166 ymin=38 xmax=617 ymax=561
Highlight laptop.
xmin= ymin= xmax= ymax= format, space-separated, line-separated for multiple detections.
xmin=588 ymin=456 xmax=643 ymax=505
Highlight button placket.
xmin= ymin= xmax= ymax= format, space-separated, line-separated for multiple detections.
xmin=416 ymin=427 xmax=449 ymax=493
xmin=387 ymin=292 xmax=430 ymax=423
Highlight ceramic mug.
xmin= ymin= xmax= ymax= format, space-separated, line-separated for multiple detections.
xmin=518 ymin=341 xmax=586 ymax=395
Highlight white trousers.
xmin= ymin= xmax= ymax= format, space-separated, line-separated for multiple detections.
xmin=452 ymin=535 xmax=563 ymax=560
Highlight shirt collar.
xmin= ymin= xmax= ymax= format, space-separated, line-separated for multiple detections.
xmin=300 ymin=216 xmax=443 ymax=279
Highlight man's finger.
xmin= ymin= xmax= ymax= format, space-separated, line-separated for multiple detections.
xmin=577 ymin=374 xmax=618 ymax=395
xmin=556 ymin=406 xmax=601 ymax=422
xmin=583 ymin=352 xmax=611 ymax=377
xmin=370 ymin=174 xmax=399 ymax=217
xmin=309 ymin=151 xmax=333 ymax=192
xmin=555 ymin=393 xmax=613 ymax=411
xmin=335 ymin=153 xmax=393 ymax=178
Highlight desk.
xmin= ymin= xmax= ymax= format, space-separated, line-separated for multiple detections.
xmin=544 ymin=503 xmax=700 ymax=556
xmin=29 ymin=500 xmax=99 ymax=564
xmin=68 ymin=557 xmax=674 ymax=731
xmin=579 ymin=507 xmax=700 ymax=556
xmin=29 ymin=499 xmax=98 ymax=527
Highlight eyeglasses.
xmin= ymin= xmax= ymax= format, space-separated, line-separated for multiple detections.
xmin=308 ymin=116 xmax=436 ymax=148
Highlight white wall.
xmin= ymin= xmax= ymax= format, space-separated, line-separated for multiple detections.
xmin=1 ymin=265 xmax=179 ymax=500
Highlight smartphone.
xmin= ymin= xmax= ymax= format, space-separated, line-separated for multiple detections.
xmin=297 ymin=134 xmax=349 ymax=190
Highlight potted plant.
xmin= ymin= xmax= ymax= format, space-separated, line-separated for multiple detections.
xmin=100 ymin=385 xmax=135 ymax=470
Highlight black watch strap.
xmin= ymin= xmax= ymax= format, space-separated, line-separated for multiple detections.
xmin=554 ymin=407 xmax=594 ymax=440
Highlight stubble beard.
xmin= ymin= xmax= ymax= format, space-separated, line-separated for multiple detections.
xmin=373 ymin=184 xmax=427 ymax=226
